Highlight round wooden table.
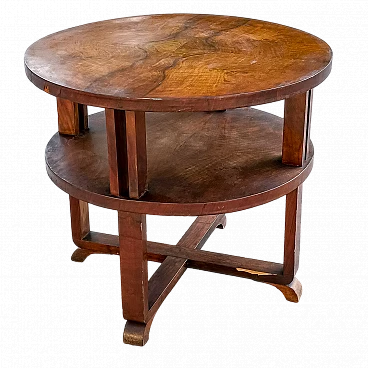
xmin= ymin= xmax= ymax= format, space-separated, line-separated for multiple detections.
xmin=25 ymin=14 xmax=332 ymax=346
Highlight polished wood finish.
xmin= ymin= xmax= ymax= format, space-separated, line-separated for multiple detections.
xmin=123 ymin=319 xmax=154 ymax=347
xmin=68 ymin=226 xmax=286 ymax=284
xmin=125 ymin=111 xmax=147 ymax=198
xmin=148 ymin=241 xmax=282 ymax=276
xmin=57 ymin=97 xmax=88 ymax=135
xmin=105 ymin=109 xmax=128 ymax=196
xmin=118 ymin=212 xmax=148 ymax=323
xmin=305 ymin=92 xmax=313 ymax=161
xmin=187 ymin=259 xmax=284 ymax=284
xmin=69 ymin=196 xmax=92 ymax=262
xmin=105 ymin=109 xmax=147 ymax=198
xmin=69 ymin=196 xmax=90 ymax=241
xmin=45 ymin=108 xmax=313 ymax=216
xmin=65 ymin=214 xmax=221 ymax=345
xmin=147 ymin=215 xmax=226 ymax=320
xmin=269 ymin=277 xmax=302 ymax=303
xmin=68 ymin=215 xmax=227 ymax=263
xmin=283 ymin=186 xmax=303 ymax=283
xmin=25 ymin=15 xmax=332 ymax=347
xmin=25 ymin=14 xmax=332 ymax=112
xmin=269 ymin=185 xmax=304 ymax=304
xmin=124 ymin=214 xmax=225 ymax=346
xmin=71 ymin=248 xmax=94 ymax=262
xmin=282 ymin=91 xmax=313 ymax=166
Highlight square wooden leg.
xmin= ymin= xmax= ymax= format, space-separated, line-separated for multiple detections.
xmin=118 ymin=211 xmax=149 ymax=323
xmin=105 ymin=109 xmax=147 ymax=198
xmin=69 ymin=196 xmax=92 ymax=262
xmin=282 ymin=90 xmax=313 ymax=166
xmin=267 ymin=185 xmax=303 ymax=303
xmin=57 ymin=97 xmax=88 ymax=135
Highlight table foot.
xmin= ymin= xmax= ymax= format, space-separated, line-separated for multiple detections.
xmin=123 ymin=319 xmax=154 ymax=347
xmin=268 ymin=277 xmax=302 ymax=303
xmin=71 ymin=248 xmax=95 ymax=262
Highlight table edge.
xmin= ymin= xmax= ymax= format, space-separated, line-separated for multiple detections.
xmin=25 ymin=59 xmax=332 ymax=111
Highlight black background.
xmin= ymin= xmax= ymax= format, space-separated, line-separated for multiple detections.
xmin=15 ymin=9 xmax=336 ymax=352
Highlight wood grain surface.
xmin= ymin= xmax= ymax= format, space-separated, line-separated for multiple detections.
xmin=57 ymin=98 xmax=88 ymax=135
xmin=118 ymin=211 xmax=148 ymax=323
xmin=105 ymin=109 xmax=147 ymax=198
xmin=25 ymin=14 xmax=332 ymax=111
xmin=282 ymin=91 xmax=313 ymax=166
xmin=45 ymin=108 xmax=313 ymax=215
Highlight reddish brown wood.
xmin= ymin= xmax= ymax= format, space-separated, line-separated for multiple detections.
xmin=269 ymin=277 xmax=302 ymax=303
xmin=25 ymin=15 xmax=333 ymax=347
xmin=282 ymin=90 xmax=313 ymax=166
xmin=118 ymin=211 xmax=148 ymax=323
xmin=45 ymin=108 xmax=313 ymax=216
xmin=81 ymin=231 xmax=119 ymax=250
xmin=105 ymin=109 xmax=147 ymax=198
xmin=79 ymin=104 xmax=88 ymax=131
xmin=148 ymin=242 xmax=282 ymax=276
xmin=25 ymin=15 xmax=332 ymax=112
xmin=123 ymin=319 xmax=155 ymax=347
xmin=305 ymin=91 xmax=313 ymax=161
xmin=72 ymin=231 xmax=164 ymax=263
xmin=125 ymin=111 xmax=147 ymax=198
xmin=71 ymin=248 xmax=94 ymax=262
xmin=105 ymin=109 xmax=128 ymax=196
xmin=283 ymin=186 xmax=303 ymax=283
xmin=187 ymin=260 xmax=285 ymax=284
xmin=68 ymin=228 xmax=285 ymax=283
xmin=68 ymin=215 xmax=227 ymax=263
xmin=57 ymin=97 xmax=88 ymax=135
xmin=147 ymin=215 xmax=226 ymax=321
xmin=69 ymin=196 xmax=90 ymax=241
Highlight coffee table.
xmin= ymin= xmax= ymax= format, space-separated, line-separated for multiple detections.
xmin=24 ymin=14 xmax=332 ymax=346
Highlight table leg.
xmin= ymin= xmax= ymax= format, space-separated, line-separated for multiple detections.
xmin=56 ymin=97 xmax=88 ymax=135
xmin=118 ymin=211 xmax=150 ymax=345
xmin=282 ymin=90 xmax=313 ymax=166
xmin=268 ymin=184 xmax=304 ymax=304
xmin=69 ymin=196 xmax=93 ymax=262
xmin=105 ymin=109 xmax=147 ymax=198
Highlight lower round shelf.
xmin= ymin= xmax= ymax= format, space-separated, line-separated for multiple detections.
xmin=45 ymin=108 xmax=313 ymax=216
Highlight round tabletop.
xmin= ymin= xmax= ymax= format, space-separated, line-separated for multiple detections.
xmin=25 ymin=14 xmax=332 ymax=111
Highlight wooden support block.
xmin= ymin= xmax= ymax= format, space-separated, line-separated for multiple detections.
xmin=118 ymin=211 xmax=148 ymax=323
xmin=57 ymin=97 xmax=88 ymax=135
xmin=282 ymin=90 xmax=313 ymax=166
xmin=105 ymin=109 xmax=147 ymax=198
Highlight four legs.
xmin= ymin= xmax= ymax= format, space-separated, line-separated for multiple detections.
xmin=61 ymin=91 xmax=311 ymax=346
xmin=70 ymin=194 xmax=304 ymax=347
